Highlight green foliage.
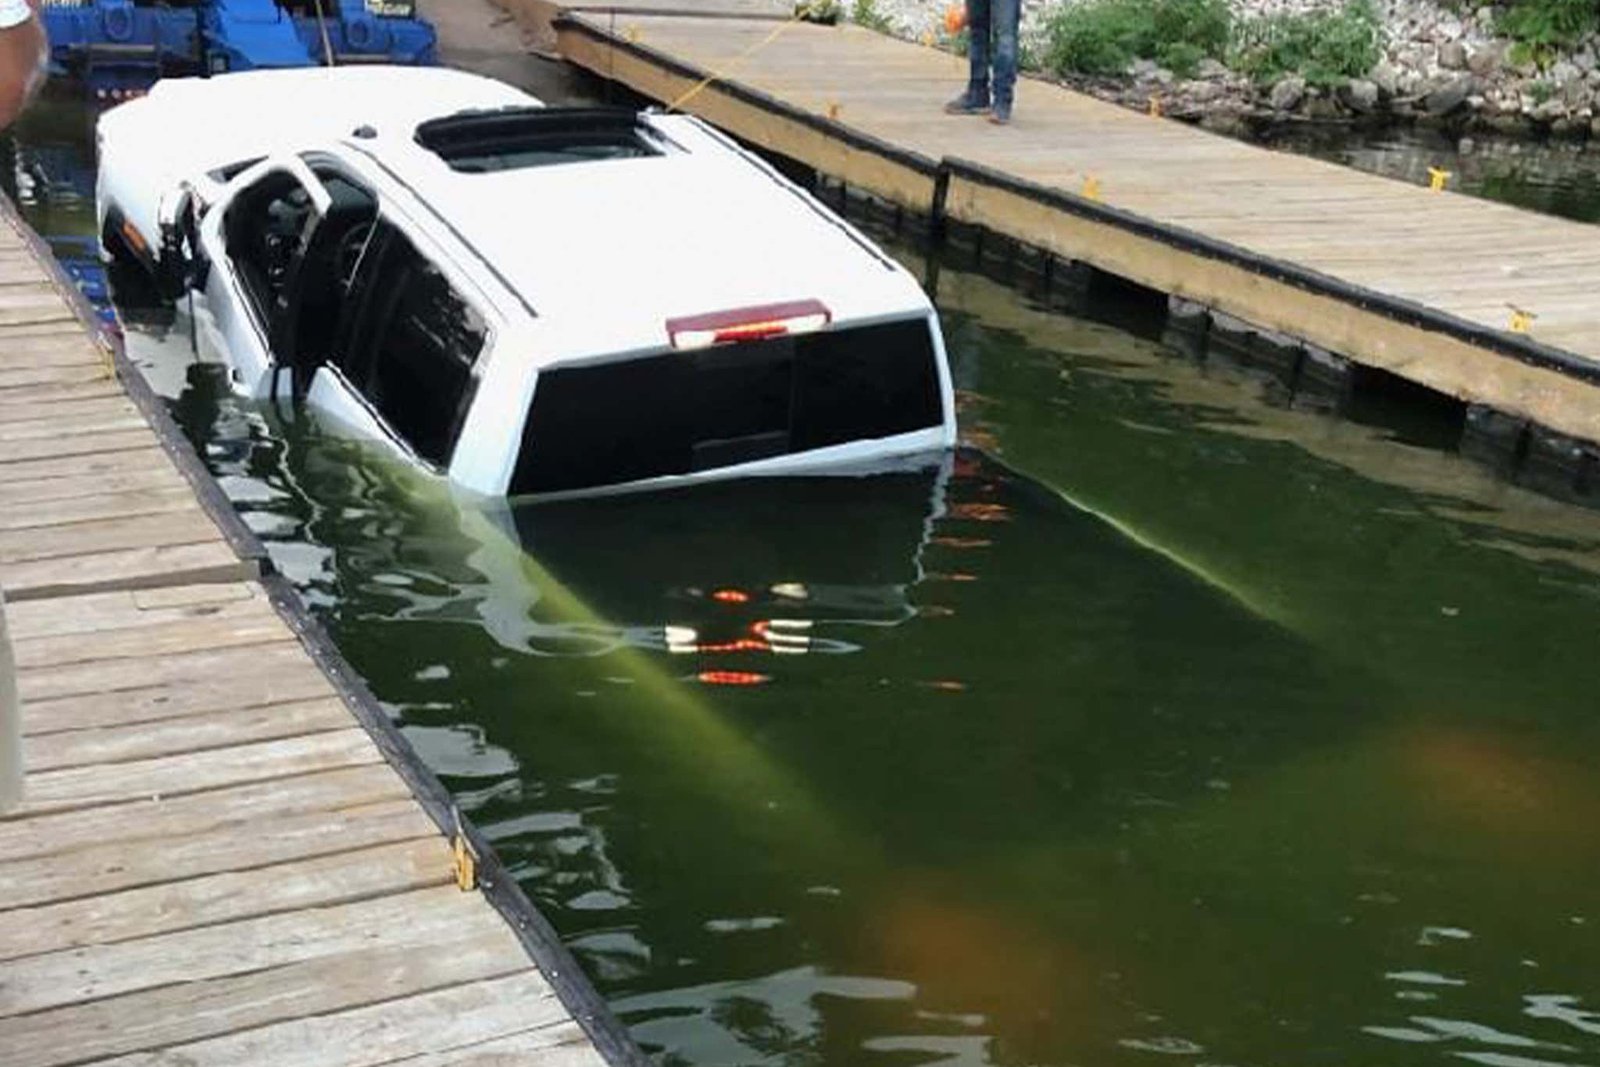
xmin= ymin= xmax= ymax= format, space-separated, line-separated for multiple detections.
xmin=849 ymin=0 xmax=892 ymax=32
xmin=1229 ymin=0 xmax=1380 ymax=86
xmin=1528 ymin=77 xmax=1555 ymax=102
xmin=796 ymin=0 xmax=842 ymax=23
xmin=1496 ymin=0 xmax=1596 ymax=55
xmin=1040 ymin=0 xmax=1231 ymax=78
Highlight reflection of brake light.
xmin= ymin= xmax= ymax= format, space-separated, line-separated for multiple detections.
xmin=711 ymin=588 xmax=750 ymax=604
xmin=698 ymin=670 xmax=771 ymax=686
xmin=667 ymin=300 xmax=831 ymax=351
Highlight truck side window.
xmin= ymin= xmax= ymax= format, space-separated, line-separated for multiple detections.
xmin=338 ymin=227 xmax=487 ymax=467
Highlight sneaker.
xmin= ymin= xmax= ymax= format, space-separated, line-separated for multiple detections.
xmin=988 ymin=99 xmax=1013 ymax=125
xmin=944 ymin=88 xmax=990 ymax=114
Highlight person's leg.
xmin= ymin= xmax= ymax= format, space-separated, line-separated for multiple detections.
xmin=988 ymin=0 xmax=1019 ymax=122
xmin=944 ymin=0 xmax=991 ymax=112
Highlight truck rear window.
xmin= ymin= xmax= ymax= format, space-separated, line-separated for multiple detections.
xmin=509 ymin=318 xmax=944 ymax=496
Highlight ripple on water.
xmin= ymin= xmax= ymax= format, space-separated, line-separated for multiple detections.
xmin=1117 ymin=1036 xmax=1207 ymax=1055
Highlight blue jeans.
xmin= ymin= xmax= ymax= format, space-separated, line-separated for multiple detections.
xmin=967 ymin=0 xmax=1019 ymax=107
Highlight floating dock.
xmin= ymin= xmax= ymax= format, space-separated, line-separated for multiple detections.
xmin=531 ymin=0 xmax=1600 ymax=450
xmin=0 ymin=201 xmax=636 ymax=1065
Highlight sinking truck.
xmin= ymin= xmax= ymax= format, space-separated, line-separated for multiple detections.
xmin=96 ymin=66 xmax=957 ymax=499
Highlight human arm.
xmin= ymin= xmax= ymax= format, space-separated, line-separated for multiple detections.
xmin=0 ymin=0 xmax=46 ymax=130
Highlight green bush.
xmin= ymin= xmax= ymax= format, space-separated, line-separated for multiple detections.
xmin=1498 ymin=0 xmax=1596 ymax=62
xmin=1230 ymin=0 xmax=1380 ymax=86
xmin=850 ymin=0 xmax=893 ymax=32
xmin=1041 ymin=0 xmax=1231 ymax=78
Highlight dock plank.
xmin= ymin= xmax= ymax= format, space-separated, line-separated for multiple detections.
xmin=0 ymin=924 xmax=532 ymax=1067
xmin=18 ymin=642 xmax=331 ymax=731
xmin=92 ymin=969 xmax=572 ymax=1067
xmin=0 ymin=837 xmax=450 ymax=957
xmin=387 ymin=1023 xmax=605 ymax=1066
xmin=24 ymin=694 xmax=353 ymax=770
xmin=0 ymin=764 xmax=409 ymax=864
xmin=0 ymin=796 xmax=432 ymax=911
xmin=0 ymin=540 xmax=257 ymax=601
xmin=5 ymin=728 xmax=382 ymax=816
xmin=0 ymin=884 xmax=515 ymax=1018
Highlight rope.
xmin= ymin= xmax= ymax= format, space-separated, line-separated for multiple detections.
xmin=666 ymin=9 xmax=808 ymax=113
xmin=310 ymin=0 xmax=337 ymax=67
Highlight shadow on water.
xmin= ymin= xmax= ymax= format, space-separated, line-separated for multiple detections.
xmin=10 ymin=79 xmax=1600 ymax=1067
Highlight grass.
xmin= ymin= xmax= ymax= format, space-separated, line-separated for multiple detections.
xmin=1039 ymin=0 xmax=1231 ymax=77
xmin=1229 ymin=0 xmax=1381 ymax=86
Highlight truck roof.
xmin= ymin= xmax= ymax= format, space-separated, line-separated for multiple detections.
xmin=113 ymin=66 xmax=931 ymax=359
xmin=357 ymin=111 xmax=928 ymax=360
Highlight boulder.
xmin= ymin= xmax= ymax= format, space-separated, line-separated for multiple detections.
xmin=1467 ymin=43 xmax=1504 ymax=76
xmin=1269 ymin=74 xmax=1306 ymax=111
xmin=1196 ymin=58 xmax=1229 ymax=79
xmin=1439 ymin=41 xmax=1468 ymax=69
xmin=1423 ymin=75 xmax=1475 ymax=115
xmin=1343 ymin=78 xmax=1381 ymax=112
xmin=1370 ymin=60 xmax=1401 ymax=96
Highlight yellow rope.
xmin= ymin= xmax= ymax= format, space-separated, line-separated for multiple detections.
xmin=666 ymin=10 xmax=809 ymax=113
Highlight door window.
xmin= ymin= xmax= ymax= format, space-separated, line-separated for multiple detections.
xmin=222 ymin=171 xmax=318 ymax=338
xmin=336 ymin=225 xmax=488 ymax=467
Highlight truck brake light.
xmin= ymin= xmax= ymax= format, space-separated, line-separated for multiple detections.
xmin=667 ymin=299 xmax=831 ymax=351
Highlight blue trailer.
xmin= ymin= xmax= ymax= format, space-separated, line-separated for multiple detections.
xmin=40 ymin=0 xmax=435 ymax=92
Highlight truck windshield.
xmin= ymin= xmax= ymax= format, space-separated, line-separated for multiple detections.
xmin=509 ymin=317 xmax=944 ymax=496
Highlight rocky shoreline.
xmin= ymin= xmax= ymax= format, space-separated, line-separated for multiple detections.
xmin=863 ymin=0 xmax=1600 ymax=136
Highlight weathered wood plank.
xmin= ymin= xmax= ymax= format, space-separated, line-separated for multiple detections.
xmin=24 ymin=695 xmax=353 ymax=771
xmin=0 ymin=921 xmax=533 ymax=1067
xmin=6 ymin=582 xmax=260 ymax=640
xmin=0 ymin=330 xmax=106 ymax=367
xmin=0 ymin=485 xmax=206 ymax=533
xmin=0 ymin=546 xmax=244 ymax=599
xmin=0 ymin=379 xmax=123 ymax=411
xmin=385 ymin=1022 xmax=608 ymax=1067
xmin=0 ymin=541 xmax=257 ymax=603
xmin=0 ymin=796 xmax=432 ymax=912
xmin=0 ymin=406 xmax=148 ymax=442
xmin=0 ymin=426 xmax=153 ymax=461
xmin=0 ymin=507 xmax=223 ymax=564
xmin=2 ymin=728 xmax=381 ymax=817
xmin=0 ymin=764 xmax=408 ymax=864
xmin=11 ymin=598 xmax=285 ymax=669
xmin=0 ymin=837 xmax=450 ymax=958
xmin=16 ymin=636 xmax=313 ymax=709
xmin=92 ymin=969 xmax=565 ymax=1067
xmin=0 ymin=465 xmax=189 ymax=509
xmin=0 ymin=884 xmax=510 ymax=1018
xmin=0 ymin=441 xmax=164 ymax=484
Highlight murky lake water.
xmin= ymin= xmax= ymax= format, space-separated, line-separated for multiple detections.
xmin=7 ymin=88 xmax=1600 ymax=1067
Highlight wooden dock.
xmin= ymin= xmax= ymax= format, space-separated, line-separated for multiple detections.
xmin=0 ymin=202 xmax=637 ymax=1065
xmin=532 ymin=0 xmax=1600 ymax=447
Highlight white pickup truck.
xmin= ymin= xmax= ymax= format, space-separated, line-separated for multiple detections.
xmin=96 ymin=66 xmax=956 ymax=498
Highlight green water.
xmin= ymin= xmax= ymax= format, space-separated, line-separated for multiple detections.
xmin=137 ymin=262 xmax=1600 ymax=1067
xmin=10 ymin=87 xmax=1600 ymax=1067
